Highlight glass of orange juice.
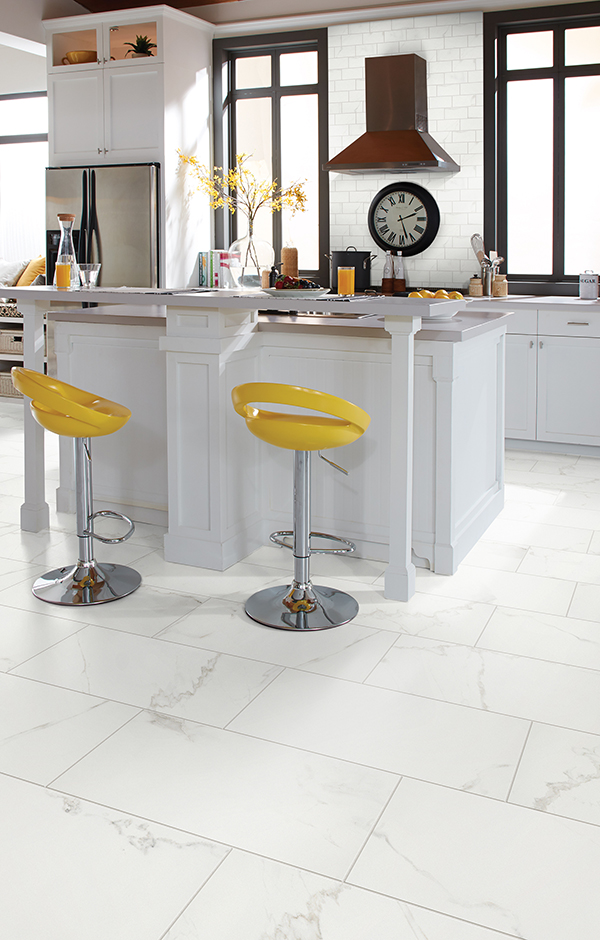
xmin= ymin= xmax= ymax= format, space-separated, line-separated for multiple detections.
xmin=55 ymin=263 xmax=71 ymax=289
xmin=337 ymin=266 xmax=355 ymax=295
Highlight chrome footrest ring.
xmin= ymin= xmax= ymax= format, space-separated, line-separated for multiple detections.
xmin=89 ymin=510 xmax=136 ymax=544
xmin=269 ymin=530 xmax=355 ymax=555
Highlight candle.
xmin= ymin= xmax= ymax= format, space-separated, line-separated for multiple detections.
xmin=281 ymin=247 xmax=298 ymax=278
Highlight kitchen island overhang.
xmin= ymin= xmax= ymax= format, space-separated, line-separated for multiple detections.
xmin=9 ymin=287 xmax=510 ymax=602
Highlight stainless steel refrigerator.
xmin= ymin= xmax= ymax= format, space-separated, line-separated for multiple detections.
xmin=46 ymin=163 xmax=160 ymax=288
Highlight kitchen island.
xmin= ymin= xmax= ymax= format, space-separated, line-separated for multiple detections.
xmin=9 ymin=286 xmax=510 ymax=601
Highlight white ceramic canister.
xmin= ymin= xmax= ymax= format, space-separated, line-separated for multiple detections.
xmin=579 ymin=270 xmax=599 ymax=299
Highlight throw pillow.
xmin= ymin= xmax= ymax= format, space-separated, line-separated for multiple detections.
xmin=0 ymin=259 xmax=29 ymax=287
xmin=16 ymin=255 xmax=46 ymax=287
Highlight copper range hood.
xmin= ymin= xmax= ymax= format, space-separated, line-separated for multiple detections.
xmin=325 ymin=53 xmax=459 ymax=174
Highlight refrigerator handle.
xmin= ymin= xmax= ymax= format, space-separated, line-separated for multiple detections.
xmin=90 ymin=169 xmax=102 ymax=275
xmin=78 ymin=170 xmax=88 ymax=264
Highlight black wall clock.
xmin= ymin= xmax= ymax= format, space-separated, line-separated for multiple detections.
xmin=367 ymin=182 xmax=440 ymax=256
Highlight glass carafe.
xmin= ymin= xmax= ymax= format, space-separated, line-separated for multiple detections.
xmin=54 ymin=214 xmax=80 ymax=289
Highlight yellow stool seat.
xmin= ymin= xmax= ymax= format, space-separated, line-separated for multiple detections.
xmin=11 ymin=367 xmax=131 ymax=438
xmin=231 ymin=382 xmax=370 ymax=451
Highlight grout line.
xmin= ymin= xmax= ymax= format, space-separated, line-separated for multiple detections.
xmin=505 ymin=720 xmax=533 ymax=804
xmin=341 ymin=775 xmax=403 ymax=883
xmin=156 ymin=848 xmax=234 ymax=940
xmin=45 ymin=706 xmax=145 ymax=788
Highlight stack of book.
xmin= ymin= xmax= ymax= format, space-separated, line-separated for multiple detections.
xmin=198 ymin=250 xmax=240 ymax=288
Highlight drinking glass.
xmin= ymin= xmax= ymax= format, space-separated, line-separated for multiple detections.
xmin=337 ymin=266 xmax=355 ymax=295
xmin=79 ymin=263 xmax=101 ymax=289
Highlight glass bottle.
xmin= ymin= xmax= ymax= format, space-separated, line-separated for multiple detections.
xmin=382 ymin=250 xmax=394 ymax=294
xmin=54 ymin=214 xmax=80 ymax=289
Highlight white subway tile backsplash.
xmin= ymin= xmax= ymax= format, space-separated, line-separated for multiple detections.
xmin=328 ymin=12 xmax=483 ymax=288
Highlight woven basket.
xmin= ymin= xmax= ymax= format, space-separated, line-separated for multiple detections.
xmin=0 ymin=329 xmax=23 ymax=354
xmin=0 ymin=302 xmax=21 ymax=318
xmin=0 ymin=371 xmax=21 ymax=398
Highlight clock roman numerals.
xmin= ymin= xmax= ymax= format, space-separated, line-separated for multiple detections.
xmin=368 ymin=184 xmax=440 ymax=257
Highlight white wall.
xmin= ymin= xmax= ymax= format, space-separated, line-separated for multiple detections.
xmin=0 ymin=45 xmax=46 ymax=94
xmin=0 ymin=0 xmax=88 ymax=45
xmin=328 ymin=12 xmax=483 ymax=291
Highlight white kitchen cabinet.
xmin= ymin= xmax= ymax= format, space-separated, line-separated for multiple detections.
xmin=44 ymin=5 xmax=214 ymax=287
xmin=505 ymin=333 xmax=537 ymax=440
xmin=537 ymin=335 xmax=600 ymax=446
xmin=472 ymin=300 xmax=600 ymax=450
xmin=48 ymin=64 xmax=162 ymax=164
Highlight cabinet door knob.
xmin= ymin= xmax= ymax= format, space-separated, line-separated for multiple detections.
xmin=104 ymin=149 xmax=108 ymax=154
xmin=529 ymin=340 xmax=534 ymax=348
xmin=539 ymin=341 xmax=544 ymax=349
xmin=98 ymin=148 xmax=102 ymax=154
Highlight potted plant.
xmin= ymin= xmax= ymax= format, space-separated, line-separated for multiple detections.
xmin=124 ymin=35 xmax=157 ymax=57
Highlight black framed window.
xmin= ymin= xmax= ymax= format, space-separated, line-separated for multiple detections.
xmin=213 ymin=29 xmax=329 ymax=285
xmin=0 ymin=91 xmax=48 ymax=259
xmin=484 ymin=3 xmax=600 ymax=294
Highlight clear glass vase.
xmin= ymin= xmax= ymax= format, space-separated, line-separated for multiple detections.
xmin=228 ymin=222 xmax=274 ymax=291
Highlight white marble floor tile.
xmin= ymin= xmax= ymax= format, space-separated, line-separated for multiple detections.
xmin=244 ymin=543 xmax=386 ymax=583
xmin=229 ymin=669 xmax=528 ymax=798
xmin=0 ymin=773 xmax=229 ymax=940
xmin=481 ymin=516 xmax=593 ymax=552
xmin=478 ymin=606 xmax=600 ymax=671
xmin=0 ymin=573 xmax=204 ymax=632
xmin=367 ymin=635 xmax=600 ymax=733
xmin=134 ymin=551 xmax=289 ymax=601
xmin=0 ymin=456 xmax=26 ymax=479
xmin=158 ymin=596 xmax=398 ymax=682
xmin=412 ymin=564 xmax=575 ymax=616
xmin=504 ymin=481 xmax=559 ymax=504
xmin=0 ymin=672 xmax=136 ymax=784
xmin=52 ymin=710 xmax=397 ymax=878
xmin=349 ymin=777 xmax=600 ymax=940
xmin=0 ymin=556 xmax=45 ymax=593
xmin=461 ymin=539 xmax=528 ymax=572
xmin=518 ymin=545 xmax=600 ymax=583
xmin=568 ymin=582 xmax=600 ymax=622
xmin=0 ymin=474 xmax=24 ymax=497
xmin=509 ymin=723 xmax=600 ymax=826
xmin=506 ymin=469 xmax=600 ymax=494
xmin=499 ymin=500 xmax=600 ymax=529
xmin=556 ymin=489 xmax=600 ymax=509
xmin=571 ymin=455 xmax=600 ymax=475
xmin=0 ymin=526 xmax=71 ymax=564
xmin=531 ymin=453 xmax=585 ymax=474
xmin=0 ymin=606 xmax=85 ymax=671
xmin=68 ymin=584 xmax=206 ymax=636
xmin=14 ymin=625 xmax=281 ymax=727
xmin=504 ymin=454 xmax=537 ymax=471
xmin=164 ymin=849 xmax=510 ymax=940
xmin=308 ymin=578 xmax=496 ymax=642
xmin=587 ymin=530 xmax=600 ymax=554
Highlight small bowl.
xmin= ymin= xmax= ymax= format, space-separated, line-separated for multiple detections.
xmin=62 ymin=51 xmax=97 ymax=65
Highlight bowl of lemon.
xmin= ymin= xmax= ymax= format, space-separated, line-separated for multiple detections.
xmin=401 ymin=288 xmax=465 ymax=318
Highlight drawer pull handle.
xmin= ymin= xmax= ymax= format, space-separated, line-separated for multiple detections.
xmin=567 ymin=321 xmax=590 ymax=326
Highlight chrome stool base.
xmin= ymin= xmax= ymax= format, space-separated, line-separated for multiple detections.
xmin=32 ymin=561 xmax=142 ymax=606
xmin=245 ymin=582 xmax=359 ymax=631
xmin=270 ymin=530 xmax=356 ymax=555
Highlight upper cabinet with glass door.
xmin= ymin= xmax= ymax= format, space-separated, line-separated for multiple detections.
xmin=48 ymin=11 xmax=162 ymax=72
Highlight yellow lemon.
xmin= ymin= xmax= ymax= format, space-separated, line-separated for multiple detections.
xmin=420 ymin=289 xmax=435 ymax=298
xmin=448 ymin=291 xmax=464 ymax=300
xmin=408 ymin=291 xmax=422 ymax=298
xmin=434 ymin=289 xmax=450 ymax=298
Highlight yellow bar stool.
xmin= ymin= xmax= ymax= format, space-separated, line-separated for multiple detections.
xmin=232 ymin=382 xmax=370 ymax=631
xmin=12 ymin=367 xmax=142 ymax=606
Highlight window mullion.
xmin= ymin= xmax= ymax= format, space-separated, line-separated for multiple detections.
xmin=271 ymin=53 xmax=282 ymax=269
xmin=554 ymin=26 xmax=565 ymax=280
